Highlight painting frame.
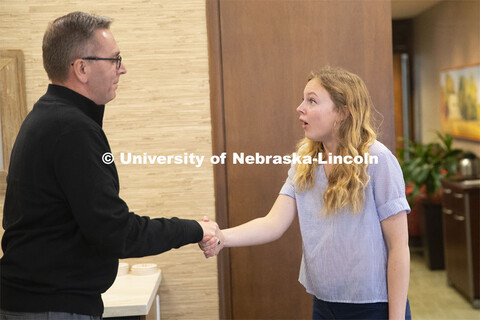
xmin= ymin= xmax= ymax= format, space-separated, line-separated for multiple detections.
xmin=440 ymin=63 xmax=480 ymax=141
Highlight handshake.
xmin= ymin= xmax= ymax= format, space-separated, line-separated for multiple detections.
xmin=198 ymin=216 xmax=225 ymax=258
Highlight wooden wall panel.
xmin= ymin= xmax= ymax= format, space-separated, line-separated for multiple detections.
xmin=0 ymin=1 xmax=218 ymax=319
xmin=212 ymin=0 xmax=395 ymax=318
xmin=393 ymin=53 xmax=405 ymax=150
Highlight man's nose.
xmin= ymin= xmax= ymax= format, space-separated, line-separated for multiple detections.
xmin=119 ymin=62 xmax=127 ymax=74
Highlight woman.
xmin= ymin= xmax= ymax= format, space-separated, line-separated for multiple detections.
xmin=201 ymin=66 xmax=411 ymax=319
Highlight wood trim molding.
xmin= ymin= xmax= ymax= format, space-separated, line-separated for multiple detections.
xmin=0 ymin=50 xmax=27 ymax=193
xmin=205 ymin=0 xmax=232 ymax=318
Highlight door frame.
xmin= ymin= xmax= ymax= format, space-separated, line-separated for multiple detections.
xmin=206 ymin=0 xmax=231 ymax=318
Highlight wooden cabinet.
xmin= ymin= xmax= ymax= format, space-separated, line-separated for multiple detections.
xmin=441 ymin=179 xmax=480 ymax=308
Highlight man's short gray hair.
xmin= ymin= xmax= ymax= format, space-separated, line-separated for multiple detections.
xmin=42 ymin=11 xmax=112 ymax=82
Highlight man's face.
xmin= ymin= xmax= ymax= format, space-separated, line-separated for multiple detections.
xmin=86 ymin=29 xmax=127 ymax=105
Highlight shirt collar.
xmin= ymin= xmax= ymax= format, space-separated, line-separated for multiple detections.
xmin=46 ymin=84 xmax=105 ymax=127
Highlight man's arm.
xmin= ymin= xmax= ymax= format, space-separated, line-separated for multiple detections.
xmin=54 ymin=128 xmax=209 ymax=258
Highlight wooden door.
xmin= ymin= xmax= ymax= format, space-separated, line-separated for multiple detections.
xmin=207 ymin=1 xmax=396 ymax=318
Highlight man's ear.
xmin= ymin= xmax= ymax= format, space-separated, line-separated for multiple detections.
xmin=71 ymin=59 xmax=88 ymax=84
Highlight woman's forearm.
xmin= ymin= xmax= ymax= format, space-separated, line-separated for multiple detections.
xmin=199 ymin=195 xmax=296 ymax=258
xmin=223 ymin=216 xmax=283 ymax=247
xmin=387 ymin=245 xmax=410 ymax=320
xmin=222 ymin=194 xmax=297 ymax=248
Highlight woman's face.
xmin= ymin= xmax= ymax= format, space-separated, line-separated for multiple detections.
xmin=296 ymin=79 xmax=340 ymax=143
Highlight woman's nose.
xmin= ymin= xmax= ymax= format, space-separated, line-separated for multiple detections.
xmin=296 ymin=102 xmax=305 ymax=114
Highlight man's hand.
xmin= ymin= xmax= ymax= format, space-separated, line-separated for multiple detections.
xmin=198 ymin=216 xmax=219 ymax=239
xmin=198 ymin=216 xmax=225 ymax=258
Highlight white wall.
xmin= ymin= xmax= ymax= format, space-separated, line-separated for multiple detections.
xmin=413 ymin=0 xmax=480 ymax=156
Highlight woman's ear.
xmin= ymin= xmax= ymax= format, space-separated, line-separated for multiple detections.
xmin=340 ymin=105 xmax=351 ymax=121
xmin=71 ymin=59 xmax=88 ymax=84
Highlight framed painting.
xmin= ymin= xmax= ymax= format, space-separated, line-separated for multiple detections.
xmin=440 ymin=64 xmax=480 ymax=141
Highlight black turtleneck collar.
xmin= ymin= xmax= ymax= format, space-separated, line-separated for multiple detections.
xmin=45 ymin=84 xmax=105 ymax=127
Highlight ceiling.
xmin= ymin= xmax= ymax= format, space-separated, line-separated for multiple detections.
xmin=391 ymin=0 xmax=445 ymax=19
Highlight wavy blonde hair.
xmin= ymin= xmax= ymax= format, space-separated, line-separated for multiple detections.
xmin=293 ymin=66 xmax=377 ymax=215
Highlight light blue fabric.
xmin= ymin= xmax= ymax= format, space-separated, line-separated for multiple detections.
xmin=280 ymin=140 xmax=410 ymax=303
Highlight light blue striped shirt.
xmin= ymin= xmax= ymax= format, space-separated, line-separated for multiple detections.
xmin=280 ymin=140 xmax=410 ymax=303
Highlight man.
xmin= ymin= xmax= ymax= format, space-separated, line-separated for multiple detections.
xmin=0 ymin=12 xmax=219 ymax=319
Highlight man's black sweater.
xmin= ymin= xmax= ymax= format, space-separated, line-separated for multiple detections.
xmin=0 ymin=85 xmax=203 ymax=316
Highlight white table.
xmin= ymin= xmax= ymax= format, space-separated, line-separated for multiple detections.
xmin=102 ymin=270 xmax=162 ymax=319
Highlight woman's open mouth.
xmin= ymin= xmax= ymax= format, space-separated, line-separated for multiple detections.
xmin=300 ymin=119 xmax=308 ymax=128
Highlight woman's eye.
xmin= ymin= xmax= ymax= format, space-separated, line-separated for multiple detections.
xmin=309 ymin=99 xmax=316 ymax=104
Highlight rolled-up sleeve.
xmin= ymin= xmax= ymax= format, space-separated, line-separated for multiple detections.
xmin=370 ymin=150 xmax=411 ymax=221
xmin=279 ymin=164 xmax=297 ymax=199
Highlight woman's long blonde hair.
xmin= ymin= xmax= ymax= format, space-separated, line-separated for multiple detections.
xmin=293 ymin=66 xmax=377 ymax=215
